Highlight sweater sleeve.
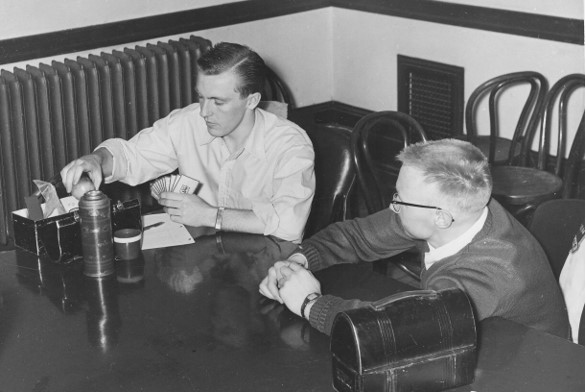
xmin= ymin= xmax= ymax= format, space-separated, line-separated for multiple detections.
xmin=424 ymin=263 xmax=501 ymax=321
xmin=300 ymin=209 xmax=419 ymax=271
xmin=308 ymin=295 xmax=371 ymax=335
xmin=300 ymin=210 xmax=421 ymax=335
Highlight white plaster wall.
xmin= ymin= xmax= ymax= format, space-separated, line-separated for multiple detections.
xmin=2 ymin=10 xmax=334 ymax=108
xmin=332 ymin=9 xmax=585 ymax=155
xmin=192 ymin=9 xmax=334 ymax=107
xmin=1 ymin=2 xmax=583 ymax=153
xmin=0 ymin=0 xmax=237 ymax=39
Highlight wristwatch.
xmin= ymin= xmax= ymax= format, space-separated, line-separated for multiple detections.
xmin=215 ymin=207 xmax=225 ymax=231
xmin=301 ymin=292 xmax=321 ymax=319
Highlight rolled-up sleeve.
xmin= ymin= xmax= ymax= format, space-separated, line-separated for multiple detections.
xmin=97 ymin=109 xmax=185 ymax=185
xmin=253 ymin=141 xmax=315 ymax=243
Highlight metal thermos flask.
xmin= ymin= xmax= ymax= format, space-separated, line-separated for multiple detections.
xmin=79 ymin=190 xmax=115 ymax=277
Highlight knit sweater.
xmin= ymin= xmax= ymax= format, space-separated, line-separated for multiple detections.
xmin=300 ymin=199 xmax=570 ymax=338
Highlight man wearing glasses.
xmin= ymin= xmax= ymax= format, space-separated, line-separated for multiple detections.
xmin=260 ymin=139 xmax=569 ymax=338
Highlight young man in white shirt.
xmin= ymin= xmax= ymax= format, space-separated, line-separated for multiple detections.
xmin=61 ymin=42 xmax=315 ymax=242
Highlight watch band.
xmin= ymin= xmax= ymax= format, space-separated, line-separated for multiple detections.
xmin=215 ymin=207 xmax=225 ymax=231
xmin=300 ymin=292 xmax=321 ymax=319
xmin=215 ymin=232 xmax=226 ymax=254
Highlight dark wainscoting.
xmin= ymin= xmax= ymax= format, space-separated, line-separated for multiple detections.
xmin=333 ymin=0 xmax=583 ymax=45
xmin=289 ymin=101 xmax=371 ymax=131
xmin=1 ymin=0 xmax=583 ymax=65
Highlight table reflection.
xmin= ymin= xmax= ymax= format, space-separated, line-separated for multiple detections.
xmin=150 ymin=232 xmax=303 ymax=349
xmin=12 ymin=232 xmax=313 ymax=354
xmin=84 ymin=274 xmax=121 ymax=352
xmin=2 ymin=229 xmax=583 ymax=392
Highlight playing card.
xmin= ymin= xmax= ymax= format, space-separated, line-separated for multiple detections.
xmin=165 ymin=176 xmax=172 ymax=192
xmin=150 ymin=174 xmax=200 ymax=201
xmin=170 ymin=174 xmax=180 ymax=192
xmin=174 ymin=175 xmax=200 ymax=194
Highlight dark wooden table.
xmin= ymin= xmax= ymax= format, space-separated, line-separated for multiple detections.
xmin=0 ymin=228 xmax=583 ymax=392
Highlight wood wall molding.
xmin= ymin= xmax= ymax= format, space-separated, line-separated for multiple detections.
xmin=0 ymin=0 xmax=328 ymax=65
xmin=333 ymin=0 xmax=583 ymax=46
xmin=1 ymin=0 xmax=583 ymax=65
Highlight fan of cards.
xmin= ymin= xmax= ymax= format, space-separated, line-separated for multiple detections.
xmin=150 ymin=174 xmax=200 ymax=201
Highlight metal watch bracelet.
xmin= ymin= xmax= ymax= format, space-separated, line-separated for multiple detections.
xmin=215 ymin=207 xmax=225 ymax=231
xmin=301 ymin=292 xmax=321 ymax=319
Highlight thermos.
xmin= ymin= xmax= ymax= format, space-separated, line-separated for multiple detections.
xmin=79 ymin=190 xmax=115 ymax=277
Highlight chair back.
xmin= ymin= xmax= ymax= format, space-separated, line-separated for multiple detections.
xmin=351 ymin=111 xmax=428 ymax=214
xmin=465 ymin=71 xmax=548 ymax=165
xmin=261 ymin=66 xmax=293 ymax=106
xmin=528 ymin=199 xmax=585 ymax=280
xmin=535 ymin=74 xmax=584 ymax=198
xmin=563 ymin=114 xmax=585 ymax=199
xmin=536 ymin=74 xmax=584 ymax=174
xmin=258 ymin=66 xmax=293 ymax=119
xmin=303 ymin=124 xmax=356 ymax=238
xmin=528 ymin=198 xmax=585 ymax=345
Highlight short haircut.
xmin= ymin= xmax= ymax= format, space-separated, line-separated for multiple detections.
xmin=397 ymin=139 xmax=492 ymax=213
xmin=196 ymin=42 xmax=266 ymax=97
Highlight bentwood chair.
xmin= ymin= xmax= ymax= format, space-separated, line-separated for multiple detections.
xmin=351 ymin=111 xmax=428 ymax=280
xmin=352 ymin=111 xmax=428 ymax=214
xmin=258 ymin=66 xmax=293 ymax=118
xmin=551 ymin=75 xmax=585 ymax=200
xmin=303 ymin=124 xmax=356 ymax=239
xmin=563 ymin=114 xmax=585 ymax=199
xmin=491 ymin=74 xmax=584 ymax=223
xmin=465 ymin=71 xmax=548 ymax=166
xmin=528 ymin=199 xmax=585 ymax=345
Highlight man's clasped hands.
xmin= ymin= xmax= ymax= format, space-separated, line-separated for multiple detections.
xmin=259 ymin=255 xmax=320 ymax=318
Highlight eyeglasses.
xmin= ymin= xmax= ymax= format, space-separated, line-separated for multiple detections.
xmin=390 ymin=193 xmax=455 ymax=222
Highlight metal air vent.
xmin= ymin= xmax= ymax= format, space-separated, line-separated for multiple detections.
xmin=398 ymin=55 xmax=464 ymax=140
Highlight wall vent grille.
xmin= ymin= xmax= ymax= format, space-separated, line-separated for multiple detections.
xmin=398 ymin=55 xmax=464 ymax=140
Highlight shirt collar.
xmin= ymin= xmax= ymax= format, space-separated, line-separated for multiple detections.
xmin=424 ymin=206 xmax=488 ymax=269
xmin=242 ymin=109 xmax=267 ymax=161
xmin=198 ymin=109 xmax=267 ymax=161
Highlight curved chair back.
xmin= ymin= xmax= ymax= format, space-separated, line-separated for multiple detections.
xmin=465 ymin=71 xmax=548 ymax=165
xmin=529 ymin=199 xmax=585 ymax=280
xmin=563 ymin=114 xmax=585 ymax=199
xmin=536 ymin=73 xmax=584 ymax=175
xmin=351 ymin=111 xmax=428 ymax=214
xmin=303 ymin=124 xmax=356 ymax=239
xmin=528 ymin=199 xmax=585 ymax=345
xmin=258 ymin=66 xmax=293 ymax=119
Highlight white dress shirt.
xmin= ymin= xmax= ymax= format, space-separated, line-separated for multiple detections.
xmin=559 ymin=224 xmax=585 ymax=343
xmin=99 ymin=103 xmax=315 ymax=242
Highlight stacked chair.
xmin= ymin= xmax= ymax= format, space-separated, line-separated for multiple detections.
xmin=465 ymin=71 xmax=548 ymax=166
xmin=466 ymin=71 xmax=584 ymax=224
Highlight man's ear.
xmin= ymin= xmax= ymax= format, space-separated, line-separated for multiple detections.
xmin=434 ymin=210 xmax=454 ymax=229
xmin=246 ymin=92 xmax=261 ymax=110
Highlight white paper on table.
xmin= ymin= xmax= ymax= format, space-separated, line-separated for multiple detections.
xmin=141 ymin=213 xmax=195 ymax=250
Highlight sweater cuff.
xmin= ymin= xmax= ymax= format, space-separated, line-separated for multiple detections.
xmin=307 ymin=294 xmax=346 ymax=335
xmin=300 ymin=244 xmax=322 ymax=271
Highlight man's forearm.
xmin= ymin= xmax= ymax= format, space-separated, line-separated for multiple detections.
xmin=93 ymin=147 xmax=114 ymax=178
xmin=216 ymin=208 xmax=265 ymax=235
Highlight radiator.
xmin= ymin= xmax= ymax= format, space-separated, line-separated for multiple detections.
xmin=0 ymin=35 xmax=212 ymax=246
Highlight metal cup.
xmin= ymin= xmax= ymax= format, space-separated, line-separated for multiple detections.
xmin=113 ymin=228 xmax=143 ymax=260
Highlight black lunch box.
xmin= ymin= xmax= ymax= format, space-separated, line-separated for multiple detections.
xmin=330 ymin=288 xmax=477 ymax=392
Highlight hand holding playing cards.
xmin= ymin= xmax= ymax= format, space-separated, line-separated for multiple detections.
xmin=150 ymin=174 xmax=200 ymax=201
xmin=158 ymin=192 xmax=217 ymax=228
